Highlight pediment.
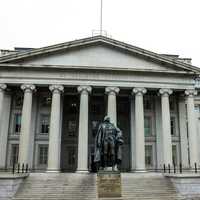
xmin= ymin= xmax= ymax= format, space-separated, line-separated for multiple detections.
xmin=0 ymin=36 xmax=199 ymax=73
xmin=16 ymin=44 xmax=180 ymax=71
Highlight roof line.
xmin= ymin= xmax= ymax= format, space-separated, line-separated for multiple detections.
xmin=0 ymin=35 xmax=199 ymax=73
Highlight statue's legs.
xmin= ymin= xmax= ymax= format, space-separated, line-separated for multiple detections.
xmin=103 ymin=141 xmax=108 ymax=168
xmin=110 ymin=140 xmax=115 ymax=170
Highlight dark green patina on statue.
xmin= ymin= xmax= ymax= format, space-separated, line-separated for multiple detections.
xmin=94 ymin=116 xmax=124 ymax=171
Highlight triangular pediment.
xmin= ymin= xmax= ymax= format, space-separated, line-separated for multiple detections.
xmin=0 ymin=36 xmax=199 ymax=73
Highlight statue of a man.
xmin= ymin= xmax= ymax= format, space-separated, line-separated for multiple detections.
xmin=94 ymin=116 xmax=124 ymax=171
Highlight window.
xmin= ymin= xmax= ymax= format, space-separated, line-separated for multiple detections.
xmin=15 ymin=96 xmax=23 ymax=107
xmin=41 ymin=96 xmax=51 ymax=107
xmin=91 ymin=103 xmax=102 ymax=115
xmin=144 ymin=116 xmax=152 ymax=136
xmin=170 ymin=117 xmax=176 ymax=136
xmin=170 ymin=99 xmax=175 ymax=111
xmin=67 ymin=120 xmax=77 ymax=136
xmin=10 ymin=144 xmax=19 ymax=165
xmin=145 ymin=145 xmax=153 ymax=167
xmin=38 ymin=145 xmax=48 ymax=165
xmin=144 ymin=98 xmax=152 ymax=110
xmin=69 ymin=103 xmax=77 ymax=114
xmin=40 ymin=114 xmax=50 ymax=134
xmin=92 ymin=120 xmax=99 ymax=135
xmin=14 ymin=114 xmax=21 ymax=134
xmin=172 ymin=145 xmax=177 ymax=166
xmin=68 ymin=147 xmax=76 ymax=166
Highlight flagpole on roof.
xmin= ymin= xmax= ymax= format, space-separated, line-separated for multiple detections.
xmin=100 ymin=0 xmax=103 ymax=35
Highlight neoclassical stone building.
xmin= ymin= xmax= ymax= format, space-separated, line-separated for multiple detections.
xmin=0 ymin=35 xmax=200 ymax=172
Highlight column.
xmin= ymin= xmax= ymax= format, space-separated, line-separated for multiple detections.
xmin=132 ymin=87 xmax=147 ymax=171
xmin=130 ymin=96 xmax=136 ymax=170
xmin=185 ymin=89 xmax=199 ymax=166
xmin=178 ymin=95 xmax=189 ymax=168
xmin=105 ymin=87 xmax=120 ymax=125
xmin=77 ymin=86 xmax=92 ymax=172
xmin=18 ymin=84 xmax=36 ymax=166
xmin=0 ymin=84 xmax=7 ymax=168
xmin=159 ymin=88 xmax=173 ymax=166
xmin=47 ymin=85 xmax=64 ymax=172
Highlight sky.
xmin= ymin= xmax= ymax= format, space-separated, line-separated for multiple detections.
xmin=0 ymin=0 xmax=200 ymax=66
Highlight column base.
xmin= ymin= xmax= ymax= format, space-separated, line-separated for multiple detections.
xmin=46 ymin=169 xmax=60 ymax=173
xmin=76 ymin=169 xmax=89 ymax=173
xmin=131 ymin=169 xmax=147 ymax=173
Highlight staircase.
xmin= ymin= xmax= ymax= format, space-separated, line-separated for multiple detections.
xmin=12 ymin=173 xmax=97 ymax=200
xmin=121 ymin=173 xmax=182 ymax=200
xmin=12 ymin=172 xmax=182 ymax=200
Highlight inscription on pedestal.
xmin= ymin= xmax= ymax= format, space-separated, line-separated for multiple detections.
xmin=97 ymin=171 xmax=122 ymax=198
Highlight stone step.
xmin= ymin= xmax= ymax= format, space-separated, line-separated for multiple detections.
xmin=12 ymin=173 xmax=182 ymax=200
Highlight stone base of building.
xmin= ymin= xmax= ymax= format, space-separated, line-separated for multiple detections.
xmin=97 ymin=170 xmax=122 ymax=198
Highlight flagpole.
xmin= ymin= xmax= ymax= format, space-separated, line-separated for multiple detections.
xmin=100 ymin=0 xmax=103 ymax=35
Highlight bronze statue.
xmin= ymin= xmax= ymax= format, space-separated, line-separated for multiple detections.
xmin=94 ymin=116 xmax=124 ymax=171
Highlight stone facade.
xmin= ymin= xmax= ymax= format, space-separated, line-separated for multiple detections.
xmin=0 ymin=35 xmax=200 ymax=172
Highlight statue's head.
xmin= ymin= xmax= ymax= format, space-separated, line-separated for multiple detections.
xmin=104 ymin=116 xmax=110 ymax=122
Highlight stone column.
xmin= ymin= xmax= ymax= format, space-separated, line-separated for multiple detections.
xmin=0 ymin=84 xmax=7 ymax=168
xmin=105 ymin=87 xmax=120 ymax=125
xmin=159 ymin=89 xmax=173 ymax=166
xmin=185 ymin=89 xmax=199 ymax=167
xmin=18 ymin=84 xmax=36 ymax=166
xmin=178 ymin=95 xmax=189 ymax=168
xmin=77 ymin=86 xmax=92 ymax=172
xmin=132 ymin=87 xmax=147 ymax=171
xmin=47 ymin=85 xmax=64 ymax=172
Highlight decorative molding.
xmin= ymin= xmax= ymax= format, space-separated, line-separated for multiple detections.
xmin=21 ymin=84 xmax=36 ymax=93
xmin=49 ymin=85 xmax=64 ymax=93
xmin=0 ymin=84 xmax=7 ymax=92
xmin=132 ymin=87 xmax=147 ymax=95
xmin=159 ymin=88 xmax=173 ymax=97
xmin=105 ymin=87 xmax=120 ymax=95
xmin=185 ymin=89 xmax=198 ymax=97
xmin=77 ymin=86 xmax=92 ymax=94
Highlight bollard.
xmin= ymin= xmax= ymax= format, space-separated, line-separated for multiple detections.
xmin=168 ymin=164 xmax=170 ymax=174
xmin=25 ymin=164 xmax=28 ymax=173
xmin=163 ymin=164 xmax=166 ymax=173
xmin=22 ymin=163 xmax=24 ymax=173
xmin=195 ymin=163 xmax=197 ymax=173
xmin=17 ymin=163 xmax=20 ymax=173
xmin=179 ymin=163 xmax=182 ymax=174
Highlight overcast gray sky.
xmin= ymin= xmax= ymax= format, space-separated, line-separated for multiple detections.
xmin=0 ymin=0 xmax=200 ymax=66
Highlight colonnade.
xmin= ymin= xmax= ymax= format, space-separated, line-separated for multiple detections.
xmin=0 ymin=83 xmax=199 ymax=172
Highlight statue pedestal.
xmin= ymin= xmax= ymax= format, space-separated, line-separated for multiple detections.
xmin=97 ymin=171 xmax=122 ymax=198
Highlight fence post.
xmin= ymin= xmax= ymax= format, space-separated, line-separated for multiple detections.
xmin=17 ymin=163 xmax=20 ymax=173
xmin=195 ymin=163 xmax=197 ymax=173
xmin=12 ymin=162 xmax=15 ymax=174
xmin=173 ymin=163 xmax=176 ymax=174
xmin=168 ymin=164 xmax=170 ymax=174
xmin=179 ymin=163 xmax=182 ymax=174
xmin=22 ymin=163 xmax=24 ymax=173
xmin=25 ymin=164 xmax=28 ymax=173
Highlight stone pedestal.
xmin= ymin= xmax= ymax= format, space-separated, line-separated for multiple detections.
xmin=97 ymin=171 xmax=122 ymax=198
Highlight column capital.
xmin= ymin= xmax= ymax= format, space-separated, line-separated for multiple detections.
xmin=105 ymin=87 xmax=120 ymax=95
xmin=21 ymin=84 xmax=36 ymax=93
xmin=49 ymin=85 xmax=64 ymax=93
xmin=132 ymin=87 xmax=147 ymax=95
xmin=159 ymin=88 xmax=173 ymax=96
xmin=185 ymin=89 xmax=197 ymax=97
xmin=77 ymin=85 xmax=92 ymax=94
xmin=0 ymin=84 xmax=7 ymax=92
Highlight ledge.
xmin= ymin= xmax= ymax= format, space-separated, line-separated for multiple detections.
xmin=0 ymin=172 xmax=29 ymax=179
xmin=164 ymin=173 xmax=200 ymax=178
